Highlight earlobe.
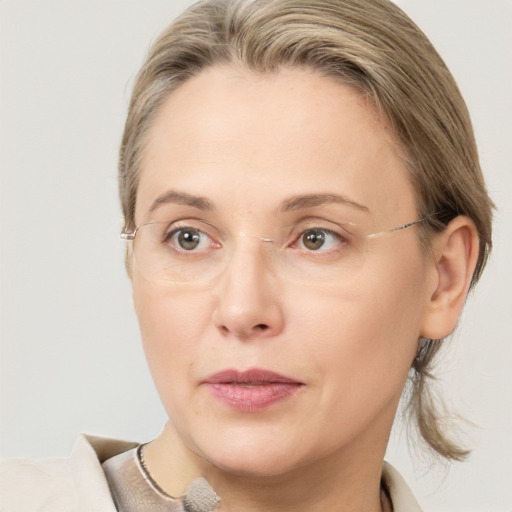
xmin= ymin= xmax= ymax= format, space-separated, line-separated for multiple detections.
xmin=421 ymin=216 xmax=480 ymax=340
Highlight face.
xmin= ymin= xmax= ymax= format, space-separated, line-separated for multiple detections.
xmin=132 ymin=66 xmax=435 ymax=477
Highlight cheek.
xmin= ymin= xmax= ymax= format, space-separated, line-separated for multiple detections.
xmin=132 ymin=278 xmax=214 ymax=400
xmin=289 ymin=256 xmax=427 ymax=404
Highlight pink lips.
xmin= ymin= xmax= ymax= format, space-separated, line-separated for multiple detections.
xmin=203 ymin=368 xmax=304 ymax=412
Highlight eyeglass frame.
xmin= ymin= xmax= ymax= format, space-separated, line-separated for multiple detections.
xmin=120 ymin=216 xmax=434 ymax=242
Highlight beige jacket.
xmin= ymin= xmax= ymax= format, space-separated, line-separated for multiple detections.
xmin=0 ymin=434 xmax=422 ymax=511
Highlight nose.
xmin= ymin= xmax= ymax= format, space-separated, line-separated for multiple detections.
xmin=212 ymin=240 xmax=285 ymax=340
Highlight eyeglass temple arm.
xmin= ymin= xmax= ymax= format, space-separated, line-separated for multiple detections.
xmin=367 ymin=217 xmax=430 ymax=240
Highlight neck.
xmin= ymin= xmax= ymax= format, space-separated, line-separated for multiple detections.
xmin=206 ymin=453 xmax=387 ymax=512
xmin=144 ymin=422 xmax=392 ymax=512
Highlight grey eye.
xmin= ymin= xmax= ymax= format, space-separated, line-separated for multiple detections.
xmin=174 ymin=229 xmax=203 ymax=250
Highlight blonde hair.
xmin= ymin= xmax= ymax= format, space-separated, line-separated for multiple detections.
xmin=119 ymin=0 xmax=493 ymax=460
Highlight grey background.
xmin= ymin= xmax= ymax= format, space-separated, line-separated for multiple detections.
xmin=1 ymin=1 xmax=511 ymax=510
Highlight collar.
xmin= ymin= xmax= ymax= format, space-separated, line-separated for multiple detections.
xmin=69 ymin=433 xmax=138 ymax=511
xmin=75 ymin=434 xmax=422 ymax=512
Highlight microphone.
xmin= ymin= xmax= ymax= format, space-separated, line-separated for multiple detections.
xmin=183 ymin=477 xmax=221 ymax=512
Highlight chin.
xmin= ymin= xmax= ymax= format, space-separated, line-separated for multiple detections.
xmin=208 ymin=451 xmax=300 ymax=478
xmin=189 ymin=425 xmax=310 ymax=478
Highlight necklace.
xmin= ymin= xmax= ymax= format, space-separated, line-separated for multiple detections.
xmin=138 ymin=444 xmax=221 ymax=512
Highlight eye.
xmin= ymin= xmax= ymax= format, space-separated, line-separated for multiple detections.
xmin=296 ymin=228 xmax=346 ymax=252
xmin=167 ymin=228 xmax=214 ymax=251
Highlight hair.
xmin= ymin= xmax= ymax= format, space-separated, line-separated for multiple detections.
xmin=119 ymin=0 xmax=493 ymax=461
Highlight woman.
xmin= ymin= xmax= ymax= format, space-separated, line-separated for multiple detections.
xmin=0 ymin=0 xmax=495 ymax=511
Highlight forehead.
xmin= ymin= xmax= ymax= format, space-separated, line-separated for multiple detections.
xmin=137 ymin=66 xmax=415 ymax=224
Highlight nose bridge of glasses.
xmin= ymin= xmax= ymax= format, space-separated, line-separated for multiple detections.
xmin=230 ymin=231 xmax=276 ymax=252
xmin=220 ymin=231 xmax=281 ymax=276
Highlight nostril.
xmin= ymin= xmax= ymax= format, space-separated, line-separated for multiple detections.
xmin=255 ymin=324 xmax=269 ymax=331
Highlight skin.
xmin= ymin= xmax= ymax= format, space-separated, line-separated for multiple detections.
xmin=130 ymin=66 xmax=479 ymax=512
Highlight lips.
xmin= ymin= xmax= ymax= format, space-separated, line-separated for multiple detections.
xmin=203 ymin=368 xmax=304 ymax=412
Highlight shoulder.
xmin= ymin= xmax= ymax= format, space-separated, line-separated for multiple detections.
xmin=0 ymin=456 xmax=76 ymax=511
xmin=0 ymin=434 xmax=137 ymax=512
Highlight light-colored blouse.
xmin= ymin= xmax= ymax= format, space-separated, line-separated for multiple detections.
xmin=0 ymin=434 xmax=423 ymax=511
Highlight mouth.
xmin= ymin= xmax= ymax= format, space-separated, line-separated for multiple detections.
xmin=203 ymin=368 xmax=304 ymax=412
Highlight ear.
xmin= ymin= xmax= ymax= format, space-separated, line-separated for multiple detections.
xmin=421 ymin=216 xmax=480 ymax=340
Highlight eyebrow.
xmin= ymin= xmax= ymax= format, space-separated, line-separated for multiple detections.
xmin=280 ymin=193 xmax=369 ymax=213
xmin=149 ymin=190 xmax=214 ymax=213
xmin=148 ymin=190 xmax=369 ymax=216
